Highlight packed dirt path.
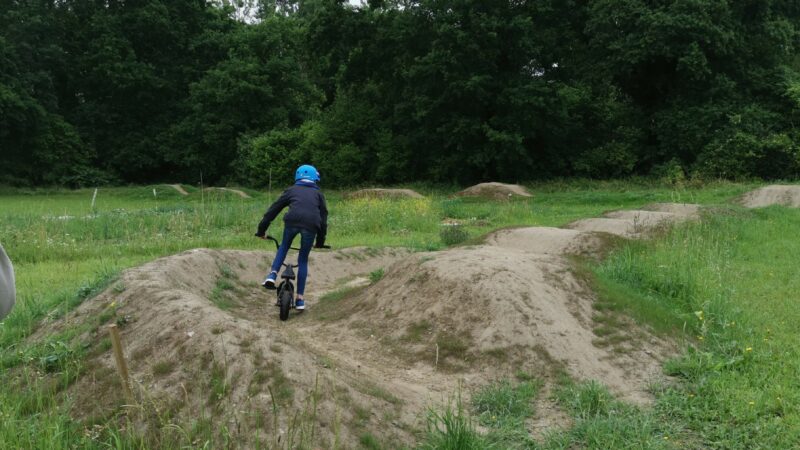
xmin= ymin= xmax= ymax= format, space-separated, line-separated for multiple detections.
xmin=740 ymin=184 xmax=800 ymax=208
xmin=567 ymin=203 xmax=701 ymax=238
xmin=33 ymin=202 xmax=702 ymax=448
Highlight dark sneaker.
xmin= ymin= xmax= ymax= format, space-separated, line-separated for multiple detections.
xmin=295 ymin=299 xmax=305 ymax=310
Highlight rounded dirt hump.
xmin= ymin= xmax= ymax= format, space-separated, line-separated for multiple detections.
xmin=485 ymin=227 xmax=607 ymax=256
xmin=38 ymin=247 xmax=416 ymax=449
xmin=740 ymin=185 xmax=800 ymax=208
xmin=567 ymin=203 xmax=700 ymax=239
xmin=303 ymin=246 xmax=675 ymax=407
xmin=456 ymin=182 xmax=532 ymax=200
xmin=347 ymin=188 xmax=424 ymax=199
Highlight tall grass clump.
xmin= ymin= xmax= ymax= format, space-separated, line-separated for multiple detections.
xmin=439 ymin=225 xmax=469 ymax=246
xmin=545 ymin=379 xmax=678 ymax=449
xmin=420 ymin=395 xmax=489 ymax=450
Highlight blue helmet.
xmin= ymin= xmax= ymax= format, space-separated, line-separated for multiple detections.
xmin=295 ymin=164 xmax=320 ymax=182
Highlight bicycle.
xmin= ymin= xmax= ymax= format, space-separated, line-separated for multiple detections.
xmin=263 ymin=235 xmax=330 ymax=321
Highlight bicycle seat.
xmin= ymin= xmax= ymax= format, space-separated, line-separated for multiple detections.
xmin=281 ymin=265 xmax=297 ymax=280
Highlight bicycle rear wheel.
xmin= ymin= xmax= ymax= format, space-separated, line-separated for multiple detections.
xmin=279 ymin=286 xmax=293 ymax=321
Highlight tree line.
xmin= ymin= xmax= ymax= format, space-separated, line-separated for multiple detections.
xmin=2 ymin=0 xmax=799 ymax=187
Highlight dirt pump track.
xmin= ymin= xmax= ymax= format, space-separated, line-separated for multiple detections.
xmin=31 ymin=185 xmax=796 ymax=447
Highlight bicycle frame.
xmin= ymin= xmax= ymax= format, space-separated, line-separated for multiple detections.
xmin=265 ymin=235 xmax=300 ymax=320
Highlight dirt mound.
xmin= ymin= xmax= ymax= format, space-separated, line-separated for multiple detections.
xmin=567 ymin=204 xmax=700 ymax=238
xmin=456 ymin=182 xmax=532 ymax=200
xmin=740 ymin=185 xmax=800 ymax=208
xmin=309 ymin=245 xmax=675 ymax=408
xmin=204 ymin=187 xmax=251 ymax=198
xmin=347 ymin=188 xmax=424 ymax=199
xmin=44 ymin=247 xmax=413 ymax=448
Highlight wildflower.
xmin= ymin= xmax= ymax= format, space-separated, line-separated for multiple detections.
xmin=749 ymin=401 xmax=755 ymax=406
xmin=697 ymin=336 xmax=704 ymax=341
xmin=745 ymin=347 xmax=752 ymax=352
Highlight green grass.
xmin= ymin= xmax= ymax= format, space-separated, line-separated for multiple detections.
xmin=472 ymin=379 xmax=541 ymax=428
xmin=421 ymin=394 xmax=489 ymax=450
xmin=590 ymin=205 xmax=800 ymax=449
xmin=0 ymin=179 xmax=783 ymax=448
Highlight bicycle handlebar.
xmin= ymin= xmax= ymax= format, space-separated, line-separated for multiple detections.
xmin=263 ymin=235 xmax=331 ymax=251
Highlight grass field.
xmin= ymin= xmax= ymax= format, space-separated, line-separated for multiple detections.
xmin=3 ymin=179 xmax=798 ymax=448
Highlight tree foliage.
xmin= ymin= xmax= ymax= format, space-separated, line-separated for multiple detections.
xmin=1 ymin=0 xmax=798 ymax=186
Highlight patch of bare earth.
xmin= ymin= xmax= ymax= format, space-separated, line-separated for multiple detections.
xmin=566 ymin=203 xmax=701 ymax=239
xmin=28 ymin=203 xmax=699 ymax=446
xmin=347 ymin=188 xmax=424 ymax=199
xmin=740 ymin=184 xmax=800 ymax=208
xmin=456 ymin=182 xmax=533 ymax=200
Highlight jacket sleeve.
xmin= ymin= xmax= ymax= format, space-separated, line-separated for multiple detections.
xmin=316 ymin=192 xmax=328 ymax=247
xmin=256 ymin=190 xmax=291 ymax=237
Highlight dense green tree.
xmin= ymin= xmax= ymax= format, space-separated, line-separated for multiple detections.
xmin=1 ymin=0 xmax=798 ymax=186
xmin=168 ymin=16 xmax=321 ymax=181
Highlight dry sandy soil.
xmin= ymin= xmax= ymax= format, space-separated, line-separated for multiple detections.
xmin=740 ymin=184 xmax=800 ymax=208
xmin=347 ymin=188 xmax=424 ymax=199
xmin=28 ymin=202 xmax=706 ymax=448
xmin=456 ymin=182 xmax=533 ymax=200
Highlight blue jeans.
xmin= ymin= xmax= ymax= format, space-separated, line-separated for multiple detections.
xmin=270 ymin=226 xmax=316 ymax=296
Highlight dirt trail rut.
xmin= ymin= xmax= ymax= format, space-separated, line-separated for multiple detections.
xmin=38 ymin=202 xmax=702 ymax=447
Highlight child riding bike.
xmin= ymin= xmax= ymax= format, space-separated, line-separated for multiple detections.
xmin=255 ymin=165 xmax=328 ymax=310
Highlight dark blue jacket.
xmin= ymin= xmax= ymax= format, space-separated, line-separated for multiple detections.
xmin=256 ymin=182 xmax=328 ymax=246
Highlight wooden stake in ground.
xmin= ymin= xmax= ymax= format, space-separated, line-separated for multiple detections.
xmin=108 ymin=324 xmax=134 ymax=404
